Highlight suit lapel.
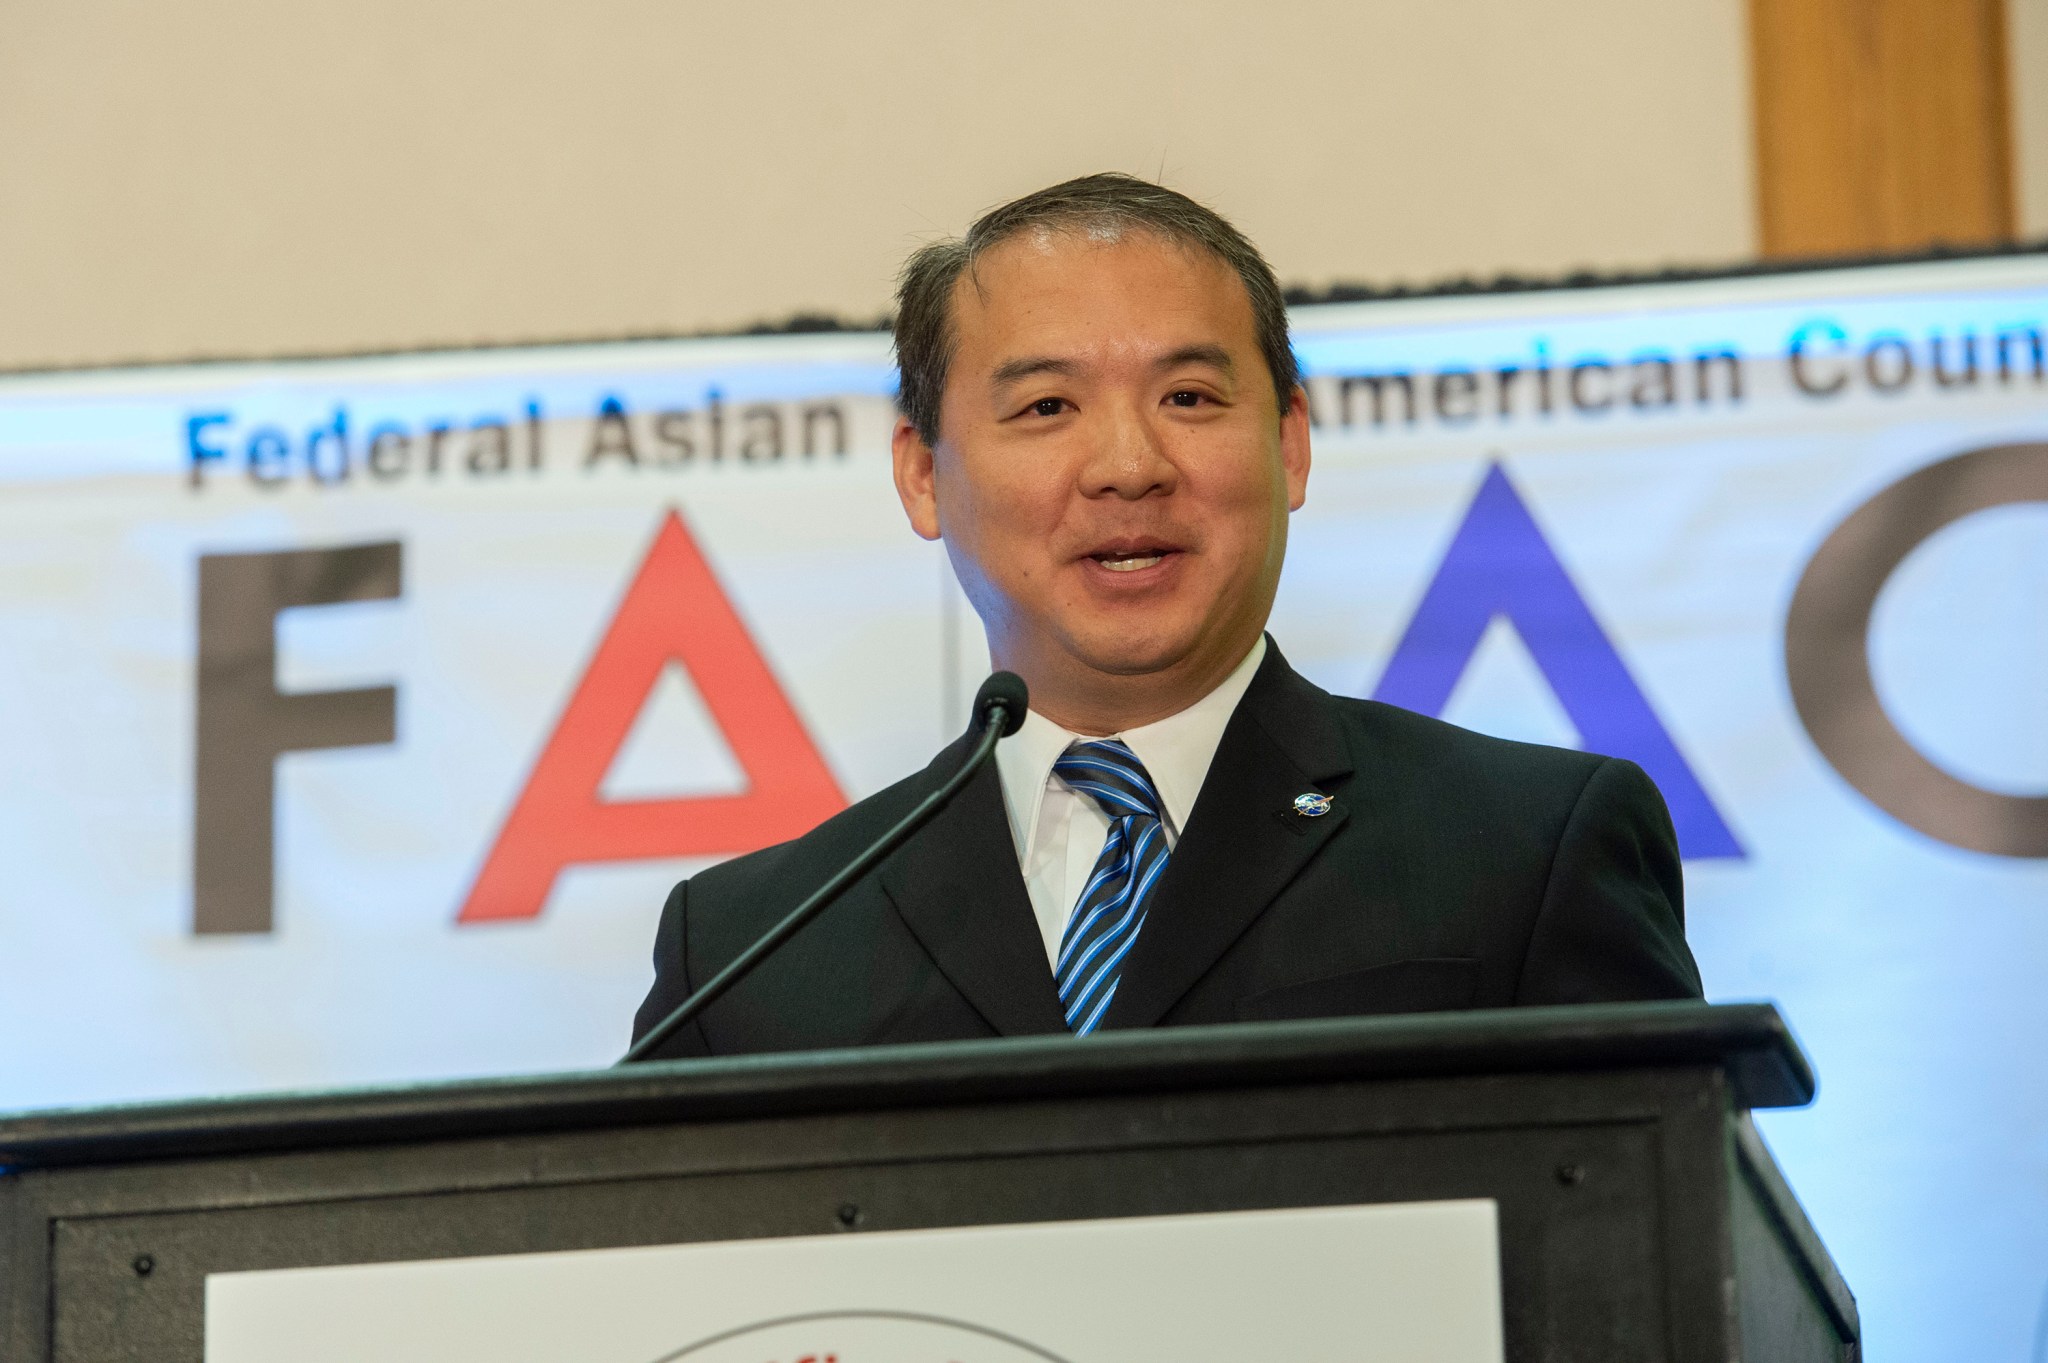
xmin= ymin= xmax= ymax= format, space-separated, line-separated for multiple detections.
xmin=1102 ymin=643 xmax=1357 ymax=1029
xmin=880 ymin=750 xmax=1069 ymax=1037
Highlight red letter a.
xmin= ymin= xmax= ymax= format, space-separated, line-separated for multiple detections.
xmin=459 ymin=510 xmax=846 ymax=923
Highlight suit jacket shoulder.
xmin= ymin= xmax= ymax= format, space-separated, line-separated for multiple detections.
xmin=1268 ymin=678 xmax=1699 ymax=1006
xmin=1120 ymin=650 xmax=1700 ymax=1024
xmin=1329 ymin=693 xmax=1608 ymax=797
xmin=1324 ymin=694 xmax=1625 ymax=871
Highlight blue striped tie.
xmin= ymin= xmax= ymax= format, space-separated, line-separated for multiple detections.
xmin=1051 ymin=739 xmax=1170 ymax=1035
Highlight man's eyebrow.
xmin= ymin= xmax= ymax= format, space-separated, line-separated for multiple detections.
xmin=989 ymin=355 xmax=1080 ymax=388
xmin=1155 ymin=344 xmax=1235 ymax=375
xmin=988 ymin=345 xmax=1235 ymax=389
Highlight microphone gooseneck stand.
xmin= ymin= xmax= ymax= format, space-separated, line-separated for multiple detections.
xmin=619 ymin=672 xmax=1029 ymax=1065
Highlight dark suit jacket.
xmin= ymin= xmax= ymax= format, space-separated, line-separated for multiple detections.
xmin=631 ymin=642 xmax=1703 ymax=1058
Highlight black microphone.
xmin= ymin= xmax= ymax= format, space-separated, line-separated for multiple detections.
xmin=620 ymin=671 xmax=1029 ymax=1064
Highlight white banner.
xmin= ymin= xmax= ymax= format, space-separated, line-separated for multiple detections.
xmin=4 ymin=254 xmax=2047 ymax=1360
xmin=202 ymin=1201 xmax=1503 ymax=1363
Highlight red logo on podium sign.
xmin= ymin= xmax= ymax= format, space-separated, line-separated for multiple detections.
xmin=458 ymin=511 xmax=846 ymax=923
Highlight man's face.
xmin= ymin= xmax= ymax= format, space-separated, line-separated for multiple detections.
xmin=892 ymin=229 xmax=1310 ymax=717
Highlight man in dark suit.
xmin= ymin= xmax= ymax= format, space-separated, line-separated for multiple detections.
xmin=632 ymin=174 xmax=1701 ymax=1059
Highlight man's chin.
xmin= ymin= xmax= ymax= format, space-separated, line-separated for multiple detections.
xmin=1058 ymin=628 xmax=1205 ymax=680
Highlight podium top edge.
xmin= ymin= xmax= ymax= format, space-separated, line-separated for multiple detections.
xmin=0 ymin=1001 xmax=1811 ymax=1171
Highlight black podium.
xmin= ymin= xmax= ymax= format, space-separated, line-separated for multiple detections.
xmin=0 ymin=1002 xmax=1855 ymax=1361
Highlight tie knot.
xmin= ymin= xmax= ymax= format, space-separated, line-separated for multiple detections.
xmin=1053 ymin=739 xmax=1164 ymax=823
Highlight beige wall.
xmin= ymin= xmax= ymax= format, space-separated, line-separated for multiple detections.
xmin=2012 ymin=0 xmax=2048 ymax=236
xmin=0 ymin=1 xmax=1758 ymax=370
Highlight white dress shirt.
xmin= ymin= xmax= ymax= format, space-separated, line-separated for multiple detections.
xmin=994 ymin=637 xmax=1267 ymax=966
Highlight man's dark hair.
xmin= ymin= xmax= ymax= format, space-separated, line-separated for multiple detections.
xmin=893 ymin=172 xmax=1300 ymax=444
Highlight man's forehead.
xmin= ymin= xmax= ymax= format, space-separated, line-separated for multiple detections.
xmin=949 ymin=231 xmax=1256 ymax=373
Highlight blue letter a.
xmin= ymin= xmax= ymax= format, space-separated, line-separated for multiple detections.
xmin=1372 ymin=462 xmax=1743 ymax=859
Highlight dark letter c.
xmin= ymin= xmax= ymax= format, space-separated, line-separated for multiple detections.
xmin=1785 ymin=443 xmax=2048 ymax=856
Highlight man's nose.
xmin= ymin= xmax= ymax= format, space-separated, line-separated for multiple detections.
xmin=1080 ymin=403 xmax=1177 ymax=500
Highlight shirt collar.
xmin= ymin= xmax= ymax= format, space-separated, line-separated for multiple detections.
xmin=994 ymin=635 xmax=1267 ymax=860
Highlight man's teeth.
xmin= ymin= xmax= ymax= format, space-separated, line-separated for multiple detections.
xmin=1098 ymin=553 xmax=1165 ymax=572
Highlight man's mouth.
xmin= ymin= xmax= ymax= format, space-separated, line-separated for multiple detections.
xmin=1080 ymin=537 xmax=1184 ymax=578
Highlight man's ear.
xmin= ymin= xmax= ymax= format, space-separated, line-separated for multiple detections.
xmin=1280 ymin=384 xmax=1312 ymax=512
xmin=891 ymin=415 xmax=944 ymax=541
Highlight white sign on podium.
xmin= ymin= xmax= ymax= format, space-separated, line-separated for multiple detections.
xmin=205 ymin=1200 xmax=1503 ymax=1363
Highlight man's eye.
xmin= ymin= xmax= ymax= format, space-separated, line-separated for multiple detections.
xmin=1167 ymin=390 xmax=1203 ymax=408
xmin=1029 ymin=397 xmax=1066 ymax=417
